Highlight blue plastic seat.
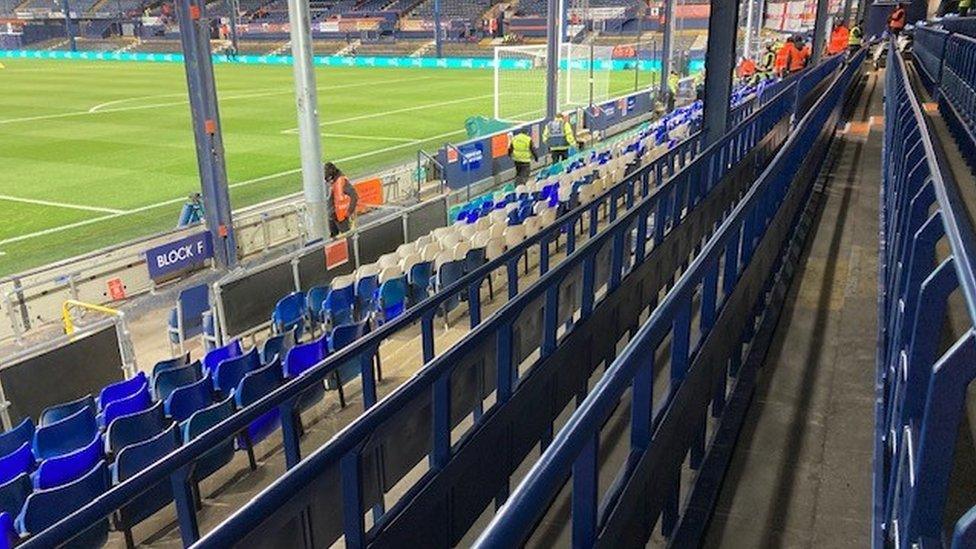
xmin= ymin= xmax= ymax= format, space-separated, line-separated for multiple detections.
xmin=234 ymin=360 xmax=282 ymax=469
xmin=113 ymin=424 xmax=180 ymax=548
xmin=212 ymin=347 xmax=260 ymax=397
xmin=0 ymin=474 xmax=30 ymax=520
xmin=164 ymin=375 xmax=213 ymax=423
xmin=271 ymin=291 xmax=307 ymax=339
xmin=203 ymin=339 xmax=243 ymax=374
xmin=33 ymin=406 xmax=97 ymax=461
xmin=97 ymin=372 xmax=148 ymax=412
xmin=436 ymin=260 xmax=466 ymax=327
xmin=150 ymin=352 xmax=191 ymax=379
xmin=39 ymin=394 xmax=94 ymax=427
xmin=0 ymin=511 xmax=15 ymax=549
xmin=261 ymin=328 xmax=296 ymax=365
xmin=182 ymin=397 xmax=234 ymax=496
xmin=98 ymin=382 xmax=151 ymax=429
xmin=307 ymin=286 xmax=330 ymax=326
xmin=323 ymin=282 xmax=355 ymax=327
xmin=329 ymin=321 xmax=370 ymax=393
xmin=167 ymin=284 xmax=211 ymax=352
xmin=376 ymin=277 xmax=408 ymax=325
xmin=153 ymin=361 xmax=202 ymax=402
xmin=283 ymin=335 xmax=329 ymax=414
xmin=355 ymin=275 xmax=379 ymax=319
xmin=408 ymin=261 xmax=434 ymax=304
xmin=0 ymin=443 xmax=33 ymax=486
xmin=33 ymin=432 xmax=102 ymax=490
xmin=106 ymin=401 xmax=171 ymax=456
xmin=0 ymin=419 xmax=34 ymax=458
xmin=16 ymin=460 xmax=109 ymax=546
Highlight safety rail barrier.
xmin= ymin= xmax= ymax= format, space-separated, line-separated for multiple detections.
xmin=19 ymin=53 xmax=844 ymax=548
xmin=913 ymin=25 xmax=976 ymax=165
xmin=941 ymin=15 xmax=976 ymax=38
xmin=472 ymin=48 xmax=865 ymax=548
xmin=187 ymin=82 xmax=800 ymax=547
xmin=876 ymin=42 xmax=976 ymax=548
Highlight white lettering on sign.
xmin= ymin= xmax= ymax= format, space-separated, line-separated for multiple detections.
xmin=155 ymin=241 xmax=206 ymax=269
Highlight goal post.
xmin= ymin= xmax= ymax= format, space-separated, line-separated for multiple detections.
xmin=493 ymin=42 xmax=616 ymax=123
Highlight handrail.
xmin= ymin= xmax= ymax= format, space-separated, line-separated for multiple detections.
xmin=61 ymin=300 xmax=124 ymax=336
xmin=28 ymin=55 xmax=837 ymax=547
xmin=474 ymin=48 xmax=861 ymax=548
xmin=190 ymin=81 xmax=798 ymax=548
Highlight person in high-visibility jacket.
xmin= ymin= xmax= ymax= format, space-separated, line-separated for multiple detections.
xmin=774 ymin=40 xmax=793 ymax=77
xmin=666 ymin=70 xmax=680 ymax=109
xmin=760 ymin=41 xmax=777 ymax=79
xmin=960 ymin=0 xmax=971 ymax=16
xmin=888 ymin=3 xmax=906 ymax=35
xmin=542 ymin=113 xmax=577 ymax=163
xmin=828 ymin=23 xmax=850 ymax=55
xmin=509 ymin=129 xmax=538 ymax=185
xmin=795 ymin=37 xmax=811 ymax=72
xmin=849 ymin=21 xmax=864 ymax=52
xmin=324 ymin=162 xmax=358 ymax=235
xmin=736 ymin=57 xmax=757 ymax=82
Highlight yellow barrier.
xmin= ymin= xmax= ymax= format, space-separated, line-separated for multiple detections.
xmin=61 ymin=300 xmax=123 ymax=335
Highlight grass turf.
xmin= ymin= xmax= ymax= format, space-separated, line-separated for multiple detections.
xmin=0 ymin=57 xmax=657 ymax=276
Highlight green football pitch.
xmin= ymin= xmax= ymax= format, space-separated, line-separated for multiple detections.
xmin=0 ymin=58 xmax=656 ymax=277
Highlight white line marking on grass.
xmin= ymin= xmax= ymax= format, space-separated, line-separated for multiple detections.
xmin=280 ymin=94 xmax=494 ymax=134
xmin=321 ymin=132 xmax=418 ymax=143
xmin=0 ymin=194 xmax=126 ymax=214
xmin=0 ymin=76 xmax=432 ymax=125
xmin=0 ymin=126 xmax=467 ymax=247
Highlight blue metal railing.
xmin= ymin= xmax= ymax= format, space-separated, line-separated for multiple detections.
xmin=189 ymin=81 xmax=806 ymax=547
xmin=914 ymin=25 xmax=976 ymax=164
xmin=24 ymin=55 xmax=844 ymax=548
xmin=876 ymin=42 xmax=976 ymax=548
xmin=941 ymin=16 xmax=976 ymax=38
xmin=473 ymin=49 xmax=865 ymax=549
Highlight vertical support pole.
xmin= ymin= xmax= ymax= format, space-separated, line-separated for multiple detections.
xmin=227 ymin=0 xmax=239 ymax=53
xmin=660 ymin=0 xmax=675 ymax=97
xmin=702 ymin=0 xmax=739 ymax=145
xmin=287 ymin=0 xmax=328 ymax=241
xmin=546 ymin=0 xmax=560 ymax=119
xmin=61 ymin=0 xmax=76 ymax=52
xmin=176 ymin=0 xmax=237 ymax=268
xmin=812 ymin=0 xmax=830 ymax=65
xmin=744 ymin=0 xmax=755 ymax=59
xmin=433 ymin=0 xmax=443 ymax=58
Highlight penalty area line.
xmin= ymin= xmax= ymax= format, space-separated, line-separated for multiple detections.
xmin=0 ymin=194 xmax=126 ymax=214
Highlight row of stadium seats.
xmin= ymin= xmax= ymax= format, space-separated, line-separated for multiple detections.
xmin=409 ymin=0 xmax=491 ymax=21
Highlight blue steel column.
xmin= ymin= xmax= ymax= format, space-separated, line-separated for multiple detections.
xmin=433 ymin=0 xmax=442 ymax=58
xmin=702 ymin=0 xmax=739 ymax=145
xmin=176 ymin=0 xmax=237 ymax=268
xmin=660 ymin=0 xmax=675 ymax=96
xmin=546 ymin=0 xmax=560 ymax=119
xmin=812 ymin=0 xmax=830 ymax=64
xmin=60 ymin=0 xmax=76 ymax=52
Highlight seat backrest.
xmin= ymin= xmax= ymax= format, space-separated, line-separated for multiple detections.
xmin=379 ymin=277 xmax=407 ymax=307
xmin=355 ymin=273 xmax=379 ymax=298
xmin=181 ymin=397 xmax=234 ymax=483
xmin=153 ymin=363 xmax=202 ymax=402
xmin=470 ymin=231 xmax=490 ymax=249
xmin=212 ymin=347 xmax=260 ymax=395
xmin=115 ymin=424 xmax=179 ymax=484
xmin=306 ymin=286 xmax=329 ymax=318
xmin=97 ymin=372 xmax=148 ymax=412
xmin=399 ymin=253 xmax=422 ymax=274
xmin=330 ymin=320 xmax=367 ymax=352
xmin=33 ymin=432 xmax=102 ymax=490
xmin=464 ymin=247 xmax=488 ymax=272
xmin=203 ymin=339 xmax=243 ymax=374
xmin=396 ymin=242 xmax=417 ymax=258
xmin=439 ymin=233 xmax=460 ymax=249
xmin=33 ymin=406 xmax=97 ymax=461
xmin=437 ymin=260 xmax=465 ymax=289
xmin=452 ymin=241 xmax=471 ymax=261
xmin=106 ymin=401 xmax=170 ymax=455
xmin=0 ymin=443 xmax=33 ymax=486
xmin=504 ymin=225 xmax=526 ymax=246
xmin=261 ymin=329 xmax=295 ymax=366
xmin=151 ymin=352 xmax=190 ymax=379
xmin=39 ymin=394 xmax=94 ymax=427
xmin=378 ymin=253 xmax=399 ymax=269
xmin=177 ymin=284 xmax=211 ymax=335
xmin=235 ymin=359 xmax=282 ymax=407
xmin=421 ymin=244 xmax=441 ymax=262
xmin=17 ymin=461 xmax=108 ymax=539
xmin=272 ymin=291 xmax=306 ymax=326
xmin=434 ymin=251 xmax=454 ymax=271
xmin=164 ymin=374 xmax=213 ymax=423
xmin=379 ymin=266 xmax=403 ymax=284
xmin=0 ymin=420 xmax=34 ymax=459
xmin=283 ymin=336 xmax=327 ymax=378
xmin=100 ymin=382 xmax=151 ymax=428
xmin=355 ymin=264 xmax=380 ymax=282
xmin=0 ymin=474 xmax=31 ymax=518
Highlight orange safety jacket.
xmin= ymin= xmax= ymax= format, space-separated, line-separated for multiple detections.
xmin=332 ymin=176 xmax=352 ymax=222
xmin=736 ymin=58 xmax=757 ymax=78
xmin=828 ymin=26 xmax=849 ymax=54
xmin=774 ymin=43 xmax=791 ymax=75
xmin=889 ymin=7 xmax=906 ymax=30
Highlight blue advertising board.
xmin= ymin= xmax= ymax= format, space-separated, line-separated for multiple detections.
xmin=584 ymin=90 xmax=653 ymax=132
xmin=145 ymin=231 xmax=214 ymax=280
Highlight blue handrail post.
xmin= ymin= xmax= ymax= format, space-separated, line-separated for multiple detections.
xmin=571 ymin=433 xmax=599 ymax=547
xmin=340 ymin=449 xmax=365 ymax=549
xmin=170 ymin=466 xmax=200 ymax=546
xmin=279 ymin=399 xmax=302 ymax=468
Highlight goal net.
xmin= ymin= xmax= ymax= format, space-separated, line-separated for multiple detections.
xmin=493 ymin=43 xmax=615 ymax=122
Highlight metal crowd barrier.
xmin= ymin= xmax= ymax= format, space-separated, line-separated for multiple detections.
xmin=913 ymin=25 xmax=976 ymax=164
xmin=471 ymin=47 xmax=864 ymax=549
xmin=24 ymin=54 xmax=845 ymax=548
xmin=876 ymin=42 xmax=976 ymax=548
xmin=941 ymin=15 xmax=976 ymax=38
xmin=187 ymin=84 xmax=799 ymax=548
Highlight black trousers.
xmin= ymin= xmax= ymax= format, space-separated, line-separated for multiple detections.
xmin=330 ymin=216 xmax=351 ymax=235
xmin=514 ymin=161 xmax=532 ymax=185
xmin=551 ymin=149 xmax=569 ymax=163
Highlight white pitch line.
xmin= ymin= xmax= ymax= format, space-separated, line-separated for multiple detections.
xmin=0 ymin=194 xmax=126 ymax=214
xmin=0 ymin=126 xmax=467 ymax=247
xmin=280 ymin=94 xmax=494 ymax=134
xmin=321 ymin=132 xmax=418 ymax=143
xmin=0 ymin=76 xmax=433 ymax=125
